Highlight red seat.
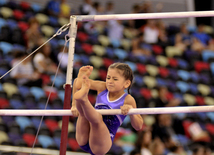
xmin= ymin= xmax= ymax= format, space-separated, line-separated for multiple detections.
xmin=168 ymin=58 xmax=178 ymax=68
xmin=99 ymin=69 xmax=107 ymax=81
xmin=82 ymin=43 xmax=93 ymax=55
xmin=20 ymin=1 xmax=31 ymax=11
xmin=18 ymin=21 xmax=29 ymax=32
xmin=23 ymin=133 xmax=36 ymax=147
xmin=152 ymin=45 xmax=163 ymax=55
xmin=13 ymin=10 xmax=24 ymax=20
xmin=195 ymin=96 xmax=205 ymax=105
xmin=140 ymin=88 xmax=151 ymax=100
xmin=194 ymin=61 xmax=210 ymax=73
xmin=206 ymin=123 xmax=214 ymax=135
xmin=159 ymin=67 xmax=169 ymax=78
xmin=77 ymin=32 xmax=88 ymax=42
xmin=136 ymin=63 xmax=146 ymax=75
xmin=68 ymin=138 xmax=80 ymax=151
xmin=45 ymin=119 xmax=59 ymax=133
xmin=0 ymin=98 xmax=10 ymax=109
xmin=88 ymin=94 xmax=96 ymax=104
xmin=103 ymin=58 xmax=114 ymax=69
xmin=166 ymin=92 xmax=174 ymax=101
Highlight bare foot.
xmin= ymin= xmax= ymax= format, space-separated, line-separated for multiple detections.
xmin=78 ymin=66 xmax=93 ymax=78
xmin=74 ymin=76 xmax=90 ymax=102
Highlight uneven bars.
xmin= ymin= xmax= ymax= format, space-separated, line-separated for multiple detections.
xmin=1 ymin=106 xmax=214 ymax=116
xmin=76 ymin=10 xmax=214 ymax=22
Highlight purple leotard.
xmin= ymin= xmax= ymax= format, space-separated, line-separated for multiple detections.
xmin=80 ymin=89 xmax=128 ymax=154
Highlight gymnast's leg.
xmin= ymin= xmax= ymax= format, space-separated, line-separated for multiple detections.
xmin=74 ymin=76 xmax=112 ymax=155
xmin=72 ymin=79 xmax=90 ymax=146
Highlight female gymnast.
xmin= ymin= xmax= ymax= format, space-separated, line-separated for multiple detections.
xmin=71 ymin=62 xmax=144 ymax=155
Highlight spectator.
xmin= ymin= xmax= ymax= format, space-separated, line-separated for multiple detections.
xmin=105 ymin=1 xmax=114 ymax=14
xmin=45 ymin=0 xmax=60 ymax=17
xmin=107 ymin=20 xmax=124 ymax=41
xmin=192 ymin=24 xmax=211 ymax=46
xmin=57 ymin=45 xmax=68 ymax=71
xmin=150 ymin=138 xmax=165 ymax=155
xmin=135 ymin=130 xmax=152 ymax=155
xmin=179 ymin=23 xmax=191 ymax=47
xmin=33 ymin=42 xmax=59 ymax=75
xmin=79 ymin=0 xmax=93 ymax=15
xmin=142 ymin=20 xmax=159 ymax=44
xmin=131 ymin=33 xmax=151 ymax=56
xmin=26 ymin=17 xmax=43 ymax=52
xmin=10 ymin=51 xmax=42 ymax=87
xmin=155 ymin=86 xmax=180 ymax=107
xmin=191 ymin=144 xmax=205 ymax=155
xmin=60 ymin=0 xmax=71 ymax=18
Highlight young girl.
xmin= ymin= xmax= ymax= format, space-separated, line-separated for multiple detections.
xmin=71 ymin=62 xmax=144 ymax=155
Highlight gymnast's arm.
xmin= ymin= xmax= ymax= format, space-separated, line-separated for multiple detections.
xmin=122 ymin=95 xmax=144 ymax=131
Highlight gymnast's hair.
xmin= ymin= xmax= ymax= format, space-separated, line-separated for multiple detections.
xmin=108 ymin=62 xmax=133 ymax=94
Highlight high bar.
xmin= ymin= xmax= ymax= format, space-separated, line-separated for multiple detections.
xmin=1 ymin=106 xmax=214 ymax=116
xmin=76 ymin=11 xmax=214 ymax=22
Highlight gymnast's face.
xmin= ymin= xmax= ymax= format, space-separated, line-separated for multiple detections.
xmin=106 ymin=68 xmax=130 ymax=93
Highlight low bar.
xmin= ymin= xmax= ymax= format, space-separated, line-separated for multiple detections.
xmin=1 ymin=106 xmax=214 ymax=116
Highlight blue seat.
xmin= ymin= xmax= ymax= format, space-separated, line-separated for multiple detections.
xmin=189 ymin=83 xmax=198 ymax=95
xmin=202 ymin=50 xmax=214 ymax=62
xmin=169 ymin=69 xmax=179 ymax=80
xmin=190 ymin=71 xmax=200 ymax=83
xmin=210 ymin=63 xmax=214 ymax=76
xmin=80 ymin=54 xmax=90 ymax=65
xmin=157 ymin=78 xmax=167 ymax=87
xmin=177 ymin=70 xmax=190 ymax=81
xmin=31 ymin=3 xmax=42 ymax=12
xmin=51 ymin=75 xmax=65 ymax=88
xmin=167 ymin=80 xmax=177 ymax=92
xmin=53 ymin=137 xmax=61 ymax=149
xmin=176 ymin=81 xmax=189 ymax=93
xmin=15 ymin=116 xmax=32 ymax=132
xmin=125 ymin=61 xmax=136 ymax=72
xmin=30 ymin=87 xmax=45 ymax=101
xmin=110 ymin=39 xmax=120 ymax=48
xmin=173 ymin=93 xmax=183 ymax=101
xmin=58 ymin=90 xmax=65 ymax=101
xmin=38 ymin=102 xmax=52 ymax=109
xmin=38 ymin=135 xmax=55 ymax=148
xmin=177 ymin=59 xmax=189 ymax=70
xmin=10 ymin=99 xmax=24 ymax=109
xmin=200 ymin=74 xmax=211 ymax=85
xmin=18 ymin=86 xmax=30 ymax=96
xmin=49 ymin=16 xmax=59 ymax=27
xmin=0 ymin=18 xmax=6 ymax=31
xmin=13 ymin=44 xmax=26 ymax=51
xmin=31 ymin=117 xmax=45 ymax=129
xmin=134 ymin=74 xmax=143 ymax=86
xmin=114 ymin=48 xmax=128 ymax=60
xmin=7 ymin=19 xmax=17 ymax=30
xmin=0 ymin=42 xmax=13 ymax=54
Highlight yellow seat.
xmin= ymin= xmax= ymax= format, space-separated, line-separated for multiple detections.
xmin=183 ymin=94 xmax=196 ymax=106
xmin=144 ymin=115 xmax=155 ymax=126
xmin=205 ymin=97 xmax=214 ymax=105
xmin=197 ymin=84 xmax=211 ymax=96
xmin=2 ymin=83 xmax=18 ymax=98
xmin=0 ymin=7 xmax=13 ymax=18
xmin=35 ymin=13 xmax=49 ymax=25
xmin=90 ymin=56 xmax=103 ymax=69
xmin=156 ymin=55 xmax=169 ymax=67
xmin=144 ymin=76 xmax=156 ymax=88
xmin=0 ymin=131 xmax=9 ymax=144
xmin=121 ymin=39 xmax=131 ymax=51
xmin=92 ymin=45 xmax=106 ymax=56
xmin=146 ymin=65 xmax=159 ymax=77
xmin=41 ymin=25 xmax=55 ymax=37
xmin=98 ymin=35 xmax=110 ymax=47
xmin=90 ymin=69 xmax=99 ymax=80
xmin=58 ymin=120 xmax=75 ymax=132
xmin=166 ymin=46 xmax=183 ymax=57
xmin=58 ymin=17 xmax=69 ymax=26
xmin=151 ymin=89 xmax=158 ymax=99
